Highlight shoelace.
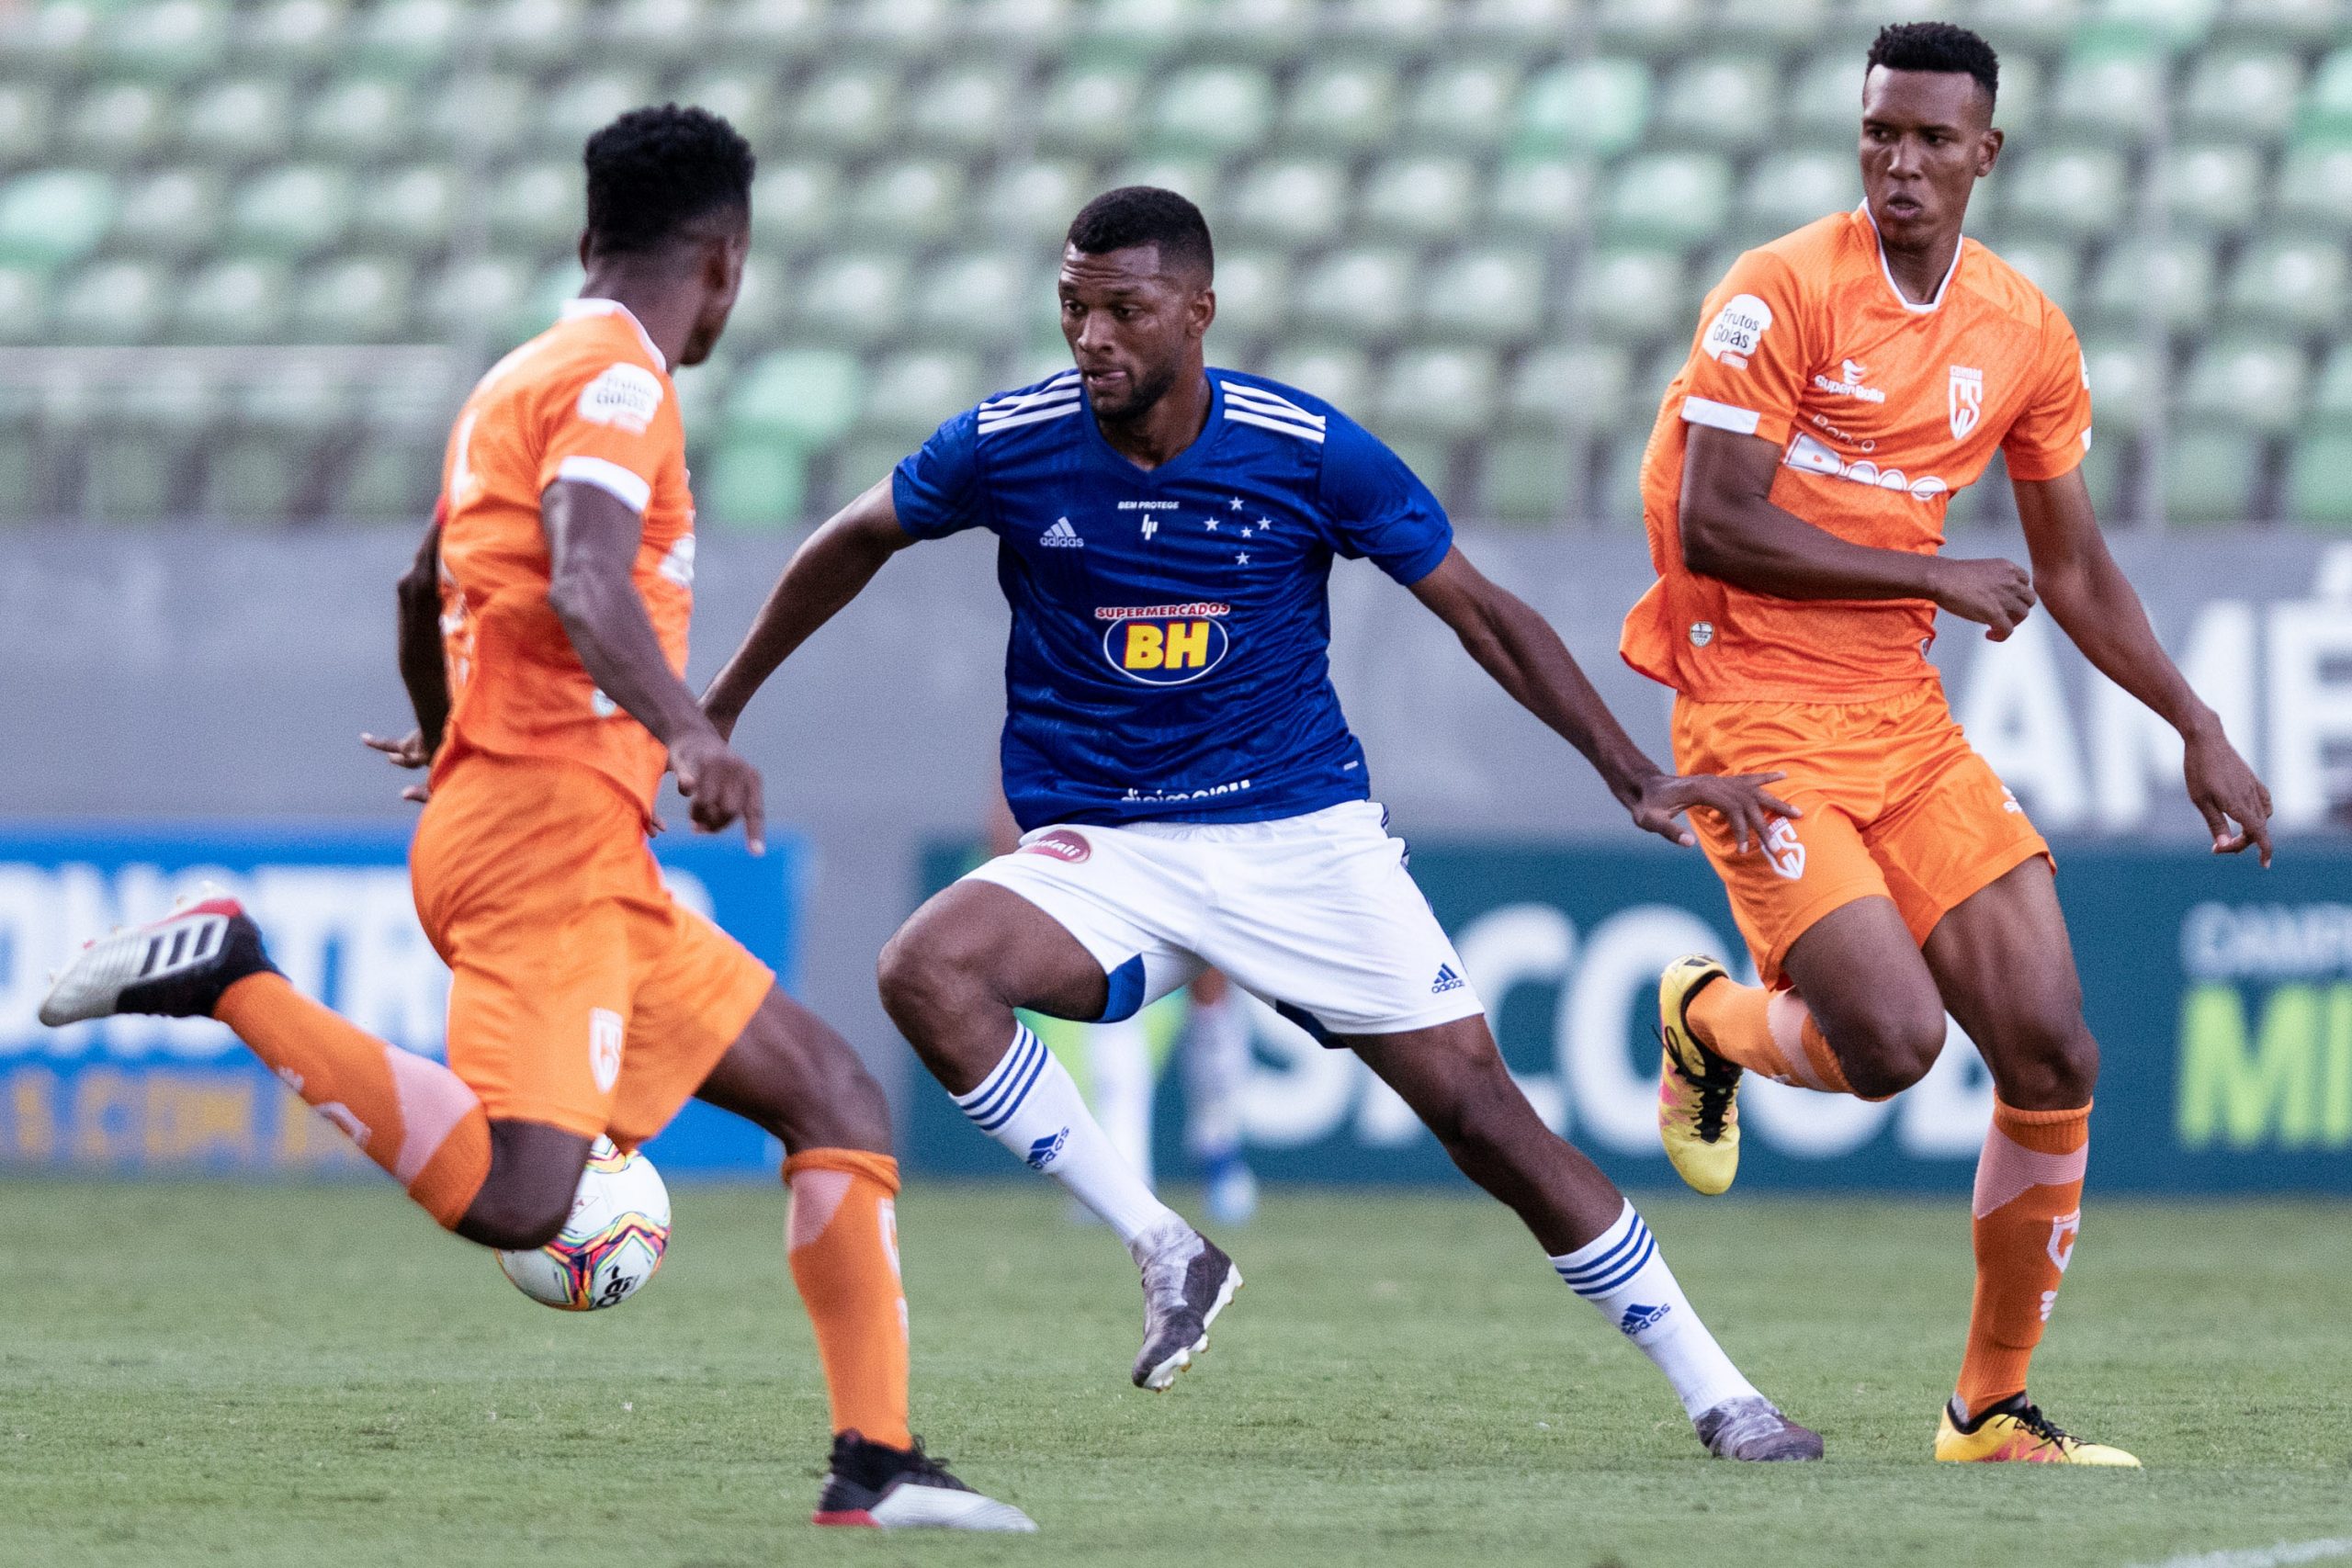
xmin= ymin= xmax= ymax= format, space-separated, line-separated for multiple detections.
xmin=1655 ymin=1025 xmax=1737 ymax=1142
xmin=2007 ymin=1404 xmax=2075 ymax=1451
xmin=899 ymin=1436 xmax=971 ymax=1490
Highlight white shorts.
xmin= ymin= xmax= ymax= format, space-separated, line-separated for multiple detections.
xmin=962 ymin=800 xmax=1485 ymax=1041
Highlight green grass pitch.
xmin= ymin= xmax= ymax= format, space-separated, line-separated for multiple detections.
xmin=4 ymin=1179 xmax=2347 ymax=1567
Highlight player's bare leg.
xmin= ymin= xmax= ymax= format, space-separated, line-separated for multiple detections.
xmin=1348 ymin=1016 xmax=1821 ymax=1461
xmin=878 ymin=881 xmax=1240 ymax=1391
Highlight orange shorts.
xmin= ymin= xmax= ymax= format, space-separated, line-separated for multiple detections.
xmin=409 ymin=753 xmax=775 ymax=1146
xmin=1672 ymin=682 xmax=2051 ymax=987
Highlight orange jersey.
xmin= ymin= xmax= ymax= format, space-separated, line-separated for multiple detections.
xmin=1621 ymin=209 xmax=2092 ymax=703
xmin=433 ymin=299 xmax=696 ymax=818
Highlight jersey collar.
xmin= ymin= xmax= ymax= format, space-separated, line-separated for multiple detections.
xmin=560 ymin=296 xmax=667 ymax=371
xmin=1856 ymin=201 xmax=1964 ymax=315
xmin=1078 ymin=371 xmax=1229 ymax=483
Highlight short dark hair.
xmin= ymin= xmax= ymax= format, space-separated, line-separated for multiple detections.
xmin=1066 ymin=186 xmax=1214 ymax=279
xmin=1867 ymin=21 xmax=1999 ymax=105
xmin=582 ymin=104 xmax=754 ymax=257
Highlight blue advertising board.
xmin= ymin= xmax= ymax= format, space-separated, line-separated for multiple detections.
xmin=0 ymin=822 xmax=806 ymax=1176
xmin=905 ymin=840 xmax=2352 ymax=1193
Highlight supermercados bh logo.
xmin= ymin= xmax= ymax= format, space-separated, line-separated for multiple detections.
xmin=2175 ymin=901 xmax=2352 ymax=1154
xmin=1097 ymin=602 xmax=1231 ymax=686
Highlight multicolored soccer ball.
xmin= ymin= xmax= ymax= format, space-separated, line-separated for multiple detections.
xmin=496 ymin=1138 xmax=672 ymax=1311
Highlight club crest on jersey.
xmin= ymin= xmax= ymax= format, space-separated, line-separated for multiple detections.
xmin=1096 ymin=603 xmax=1232 ymax=686
xmin=1950 ymin=365 xmax=1984 ymax=441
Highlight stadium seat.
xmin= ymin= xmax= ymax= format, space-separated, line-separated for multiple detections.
xmin=2272 ymin=138 xmax=2352 ymax=231
xmin=1149 ymin=66 xmax=1275 ymax=156
xmin=487 ymin=162 xmax=581 ymax=250
xmin=791 ymin=67 xmax=902 ymax=156
xmin=792 ymin=254 xmax=909 ymax=344
xmin=240 ymin=358 xmax=354 ymax=435
xmin=201 ymin=434 xmax=307 ymax=521
xmin=1653 ymin=56 xmax=1779 ymax=151
xmin=2181 ymin=336 xmax=2309 ymax=434
xmin=65 ymin=83 xmax=173 ymax=164
xmin=1502 ymin=343 xmax=1632 ymax=437
xmin=2165 ymin=429 xmax=2264 ymax=525
xmin=302 ymin=75 xmax=412 ymax=160
xmin=749 ymin=163 xmax=839 ymax=253
xmin=1070 ymin=0 xmax=1193 ymax=63
xmin=1975 ymin=0 xmax=2091 ymax=53
xmin=228 ymin=165 xmax=355 ymax=259
xmin=1281 ymin=63 xmax=1401 ymax=153
xmin=2312 ymin=344 xmax=2352 ymax=428
xmin=1740 ymin=152 xmax=1855 ymax=240
xmin=334 ymin=436 xmax=442 ymax=521
xmin=2086 ymin=238 xmax=2217 ymax=331
xmin=725 ymin=349 xmax=864 ymax=446
xmin=1419 ymin=248 xmax=1548 ymax=344
xmin=0 ymin=84 xmax=54 ymax=168
xmin=1260 ymin=343 xmax=1371 ymax=411
xmin=296 ymin=256 xmax=413 ymax=341
xmin=2112 ymin=0 xmax=2222 ymax=48
xmin=701 ymin=439 xmax=806 ymax=530
xmin=486 ymin=0 xmax=586 ymax=70
xmin=101 ymin=0 xmax=233 ymax=80
xmin=1487 ymin=157 xmax=1594 ymax=236
xmin=1405 ymin=61 xmax=1521 ymax=151
xmin=1994 ymin=240 xmax=2083 ymax=315
xmin=860 ymin=351 xmax=988 ymax=439
xmin=2050 ymin=37 xmax=2169 ymax=142
xmin=1571 ymin=248 xmax=1687 ymax=344
xmin=1599 ymin=153 xmax=1732 ymax=248
xmin=722 ymin=0 xmax=831 ymax=61
xmin=1594 ymin=0 xmax=1708 ymax=57
xmin=1293 ymin=248 xmax=1418 ymax=344
xmin=905 ymin=66 xmax=1015 ymax=154
xmin=1996 ymin=145 xmax=2131 ymax=238
xmin=1227 ymin=159 xmax=1351 ymax=246
xmin=1356 ymin=157 xmax=1479 ymax=243
xmin=54 ymin=259 xmax=167 ymax=343
xmin=2223 ymin=238 xmax=2347 ymax=329
xmin=2300 ymin=48 xmax=2352 ymax=137
xmin=1480 ymin=432 xmax=1577 ymax=526
xmin=979 ymin=161 xmax=1093 ymax=242
xmin=182 ymin=78 xmax=297 ymax=164
xmin=1203 ymin=248 xmax=1282 ymax=343
xmin=0 ymin=265 xmax=51 ymax=344
xmin=1515 ymin=58 xmax=1650 ymax=158
xmin=2221 ymin=0 xmax=2343 ymax=47
xmin=84 ymin=432 xmax=187 ymax=523
xmin=1035 ymin=64 xmax=1148 ymax=156
xmin=350 ymin=0 xmax=462 ymax=75
xmin=716 ymin=258 xmax=785 ymax=344
xmin=912 ymin=251 xmax=1031 ymax=346
xmin=179 ymin=257 xmax=293 ymax=342
xmin=842 ymin=161 xmax=967 ymax=243
xmin=1591 ymin=433 xmax=1650 ymax=528
xmin=0 ymin=169 xmax=117 ymax=269
xmin=2286 ymin=433 xmax=2352 ymax=527
xmin=677 ymin=71 xmax=775 ymax=152
xmin=1784 ymin=52 xmax=1866 ymax=145
xmin=1188 ymin=0 xmax=1314 ymax=62
xmin=420 ymin=254 xmax=533 ymax=340
xmin=355 ymin=164 xmax=458 ymax=252
xmin=2163 ymin=141 xmax=2266 ymax=232
xmin=424 ymin=72 xmax=533 ymax=160
xmin=540 ymin=72 xmax=656 ymax=154
xmin=2083 ymin=337 xmax=2159 ymax=433
xmin=2180 ymin=50 xmax=2304 ymax=141
xmin=243 ymin=0 xmax=351 ymax=72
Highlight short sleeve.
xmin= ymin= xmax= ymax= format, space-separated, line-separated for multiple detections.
xmin=2001 ymin=306 xmax=2093 ymax=482
xmin=891 ymin=409 xmax=988 ymax=539
xmin=534 ymin=356 xmax=677 ymax=514
xmin=1317 ymin=414 xmax=1453 ymax=585
xmin=1674 ymin=249 xmax=1810 ymax=448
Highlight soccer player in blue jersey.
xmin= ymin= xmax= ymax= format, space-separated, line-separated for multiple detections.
xmin=704 ymin=188 xmax=1820 ymax=1460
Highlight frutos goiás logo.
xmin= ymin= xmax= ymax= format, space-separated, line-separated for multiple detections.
xmin=1096 ymin=602 xmax=1232 ymax=686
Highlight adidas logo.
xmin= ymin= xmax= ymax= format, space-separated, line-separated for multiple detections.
xmin=1430 ymin=964 xmax=1464 ymax=995
xmin=1618 ymin=1301 xmax=1672 ymax=1336
xmin=1041 ymin=517 xmax=1083 ymax=548
xmin=1025 ymin=1127 xmax=1069 ymax=1169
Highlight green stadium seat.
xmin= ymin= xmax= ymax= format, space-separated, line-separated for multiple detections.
xmin=2299 ymin=50 xmax=2352 ymax=138
xmin=1261 ymin=343 xmax=1370 ymax=410
xmin=109 ymin=167 xmax=223 ymax=257
xmin=2082 ymin=337 xmax=2158 ymax=433
xmin=1332 ymin=0 xmax=1450 ymax=47
xmin=701 ymin=439 xmax=805 ymax=531
xmin=0 ymin=169 xmax=117 ymax=269
xmin=1488 ymin=157 xmax=1594 ymax=236
xmin=791 ymin=68 xmax=902 ymax=156
xmin=302 ymin=75 xmax=412 ymax=160
xmin=486 ymin=0 xmax=585 ymax=69
xmin=843 ymin=161 xmax=967 ymax=243
xmin=2180 ymin=51 xmax=2303 ymax=141
xmin=100 ymin=0 xmax=232 ymax=80
xmin=1420 ymin=248 xmax=1547 ymax=345
xmin=725 ymin=348 xmax=864 ymax=446
xmin=2101 ymin=0 xmax=2220 ymax=48
xmin=750 ymin=163 xmax=839 ymax=253
xmin=1481 ymin=433 xmax=1577 ymax=526
xmin=1571 ymin=247 xmax=1687 ymax=344
xmin=2312 ymin=344 xmax=2352 ymax=428
xmin=488 ymin=162 xmax=581 ymax=249
xmin=1358 ymin=157 xmax=1478 ymax=243
xmin=228 ymin=165 xmax=356 ymax=259
xmin=1653 ymin=56 xmax=1779 ymax=151
xmin=351 ymin=0 xmax=461 ymax=75
xmin=1590 ymin=434 xmax=1650 ymax=528
xmin=1784 ymin=52 xmax=1865 ymax=145
xmin=1210 ymin=249 xmax=1290 ymax=340
xmin=1599 ymin=153 xmax=1732 ymax=248
xmin=911 ymin=250 xmax=1031 ymax=346
xmin=1149 ymin=66 xmax=1274 ymax=156
xmin=1457 ymin=0 xmax=1578 ymax=47
xmin=2050 ymin=39 xmax=2169 ymax=142
xmin=719 ymin=257 xmax=786 ymax=344
xmin=0 ymin=85 xmax=54 ymax=167
xmin=1069 ymin=0 xmax=1193 ymax=63
xmin=794 ymin=254 xmax=911 ymax=344
xmin=541 ymin=72 xmax=656 ymax=154
xmin=1405 ymin=61 xmax=1521 ymax=151
xmin=1740 ymin=152 xmax=1855 ymax=239
xmin=421 ymin=254 xmax=533 ymax=340
xmin=722 ymin=0 xmax=831 ymax=60
xmin=238 ymin=360 xmax=353 ymax=435
xmin=0 ymin=265 xmax=51 ymax=344
xmin=182 ymin=78 xmax=297 ymax=164
xmin=355 ymin=164 xmax=458 ymax=252
xmin=2165 ymin=429 xmax=2263 ymax=525
xmin=1376 ymin=347 xmax=1499 ymax=440
xmin=1993 ymin=240 xmax=2083 ymax=316
xmin=425 ymin=73 xmax=533 ymax=160
xmin=517 ymin=259 xmax=582 ymax=339
xmin=1281 ymin=63 xmax=1400 ymax=154
xmin=860 ymin=351 xmax=987 ymax=439
xmin=2221 ymin=0 xmax=2343 ymax=45
xmin=1187 ymin=0 xmax=1314 ymax=63
xmin=2182 ymin=336 xmax=2310 ymax=434
xmin=1997 ymin=145 xmax=2130 ymax=238
xmin=1515 ymin=59 xmax=1650 ymax=158
xmin=200 ymin=435 xmax=305 ymax=522
xmin=676 ymin=71 xmax=775 ymax=152
xmin=1974 ymin=0 xmax=2089 ymax=52
xmin=65 ymin=83 xmax=173 ymax=164
xmin=2086 ymin=238 xmax=2216 ymax=331
xmin=2073 ymin=428 xmax=2131 ymax=518
xmin=1293 ymin=249 xmax=1417 ymax=344
xmin=1111 ymin=155 xmax=1223 ymax=214
xmin=1594 ymin=0 xmax=1708 ymax=57
xmin=334 ymin=436 xmax=442 ymax=522
xmin=55 ymin=259 xmax=168 ymax=343
xmin=179 ymin=257 xmax=293 ymax=342
xmin=243 ymin=0 xmax=353 ymax=71
xmin=1228 ymin=159 xmax=1350 ymax=245
xmin=296 ymin=256 xmax=413 ymax=341
xmin=979 ymin=161 xmax=1093 ymax=242
xmin=1035 ymin=65 xmax=1148 ymax=156
xmin=1719 ymin=0 xmax=1838 ymax=47
xmin=1504 ymin=343 xmax=1632 ymax=433
xmin=2163 ymin=142 xmax=2265 ymax=232
xmin=2272 ymin=139 xmax=2352 ymax=231
xmin=0 ymin=430 xmax=42 ymax=520
xmin=2223 ymin=239 xmax=2347 ymax=329
xmin=2286 ymin=433 xmax=2352 ymax=527
xmin=905 ymin=67 xmax=1014 ymax=153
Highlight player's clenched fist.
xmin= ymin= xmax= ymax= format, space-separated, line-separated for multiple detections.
xmin=670 ymin=728 xmax=766 ymax=854
xmin=1629 ymin=770 xmax=1801 ymax=853
xmin=1928 ymin=556 xmax=2037 ymax=640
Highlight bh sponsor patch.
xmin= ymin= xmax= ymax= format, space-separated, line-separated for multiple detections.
xmin=1096 ymin=603 xmax=1232 ymax=686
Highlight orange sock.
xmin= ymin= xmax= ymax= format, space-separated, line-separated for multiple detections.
xmin=786 ymin=1148 xmax=912 ymax=1450
xmin=1687 ymin=980 xmax=1865 ymax=1096
xmin=1956 ymin=1100 xmax=2091 ymax=1416
xmin=215 ymin=973 xmax=490 ymax=1229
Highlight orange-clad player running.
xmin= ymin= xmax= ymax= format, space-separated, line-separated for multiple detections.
xmin=40 ymin=107 xmax=1030 ymax=1532
xmin=1623 ymin=25 xmax=2274 ymax=1467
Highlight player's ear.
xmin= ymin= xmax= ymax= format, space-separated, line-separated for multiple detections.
xmin=1976 ymin=125 xmax=2003 ymax=179
xmin=576 ymin=228 xmax=593 ymax=268
xmin=1192 ymin=285 xmax=1216 ymax=341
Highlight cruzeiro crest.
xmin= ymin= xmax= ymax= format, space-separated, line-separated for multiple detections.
xmin=1949 ymin=365 xmax=1984 ymax=441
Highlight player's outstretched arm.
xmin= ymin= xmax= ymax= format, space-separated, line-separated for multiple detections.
xmin=701 ymin=476 xmax=917 ymax=739
xmin=359 ymin=508 xmax=448 ymax=802
xmin=542 ymin=479 xmax=766 ymax=851
xmin=1680 ymin=425 xmax=2037 ymax=639
xmin=2015 ymin=468 xmax=2273 ymax=864
xmin=1408 ymin=547 xmax=1798 ymax=852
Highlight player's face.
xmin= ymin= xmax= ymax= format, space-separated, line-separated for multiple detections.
xmin=1058 ymin=243 xmax=1214 ymax=422
xmin=1858 ymin=67 xmax=2001 ymax=248
xmin=677 ymin=220 xmax=749 ymax=368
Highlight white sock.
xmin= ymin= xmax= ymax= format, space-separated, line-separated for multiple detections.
xmin=1549 ymin=1201 xmax=1759 ymax=1420
xmin=954 ymin=1022 xmax=1182 ymax=1249
xmin=1086 ymin=1017 xmax=1156 ymax=1192
xmin=1182 ymin=992 xmax=1250 ymax=1164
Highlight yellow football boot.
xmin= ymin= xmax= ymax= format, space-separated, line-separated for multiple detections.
xmin=1657 ymin=954 xmax=1742 ymax=1196
xmin=1934 ymin=1396 xmax=2142 ymax=1466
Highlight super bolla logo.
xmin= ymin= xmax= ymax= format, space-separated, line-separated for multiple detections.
xmin=1097 ymin=604 xmax=1232 ymax=686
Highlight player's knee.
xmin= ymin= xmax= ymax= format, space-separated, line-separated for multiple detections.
xmin=1841 ymin=1002 xmax=1947 ymax=1100
xmin=876 ymin=919 xmax=974 ymax=1027
xmin=1999 ymin=1019 xmax=2100 ymax=1108
xmin=458 ymin=1171 xmax=576 ymax=1251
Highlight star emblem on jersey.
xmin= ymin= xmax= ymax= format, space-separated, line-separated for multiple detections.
xmin=1204 ymin=518 xmax=1218 ymax=531
xmin=1227 ymin=496 xmax=1244 ymax=510
xmin=1236 ymin=552 xmax=1250 ymax=566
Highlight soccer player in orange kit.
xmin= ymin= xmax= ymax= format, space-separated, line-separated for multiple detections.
xmin=41 ymin=106 xmax=1029 ymax=1531
xmin=1626 ymin=25 xmax=2274 ymax=1466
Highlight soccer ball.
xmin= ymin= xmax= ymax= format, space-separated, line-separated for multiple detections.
xmin=496 ymin=1137 xmax=672 ymax=1311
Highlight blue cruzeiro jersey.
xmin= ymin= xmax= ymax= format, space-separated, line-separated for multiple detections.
xmin=893 ymin=367 xmax=1454 ymax=831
